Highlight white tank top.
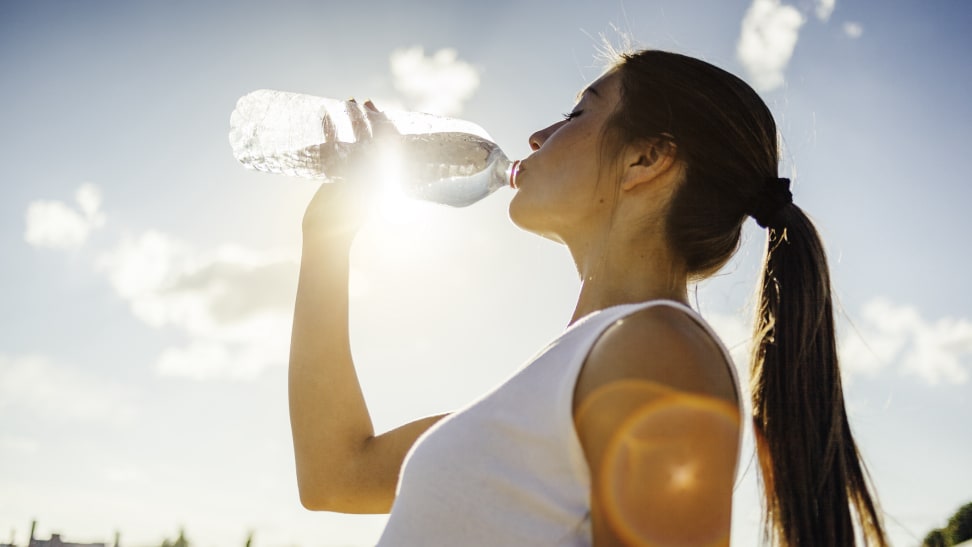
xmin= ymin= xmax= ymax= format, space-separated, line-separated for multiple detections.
xmin=376 ymin=300 xmax=742 ymax=546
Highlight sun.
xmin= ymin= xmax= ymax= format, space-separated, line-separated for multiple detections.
xmin=370 ymin=142 xmax=436 ymax=227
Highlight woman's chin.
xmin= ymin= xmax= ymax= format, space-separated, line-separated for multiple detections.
xmin=508 ymin=205 xmax=564 ymax=244
xmin=508 ymin=196 xmax=540 ymax=233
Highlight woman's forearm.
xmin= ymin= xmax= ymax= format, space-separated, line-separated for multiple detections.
xmin=288 ymin=235 xmax=377 ymax=509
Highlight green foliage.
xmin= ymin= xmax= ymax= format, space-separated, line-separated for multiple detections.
xmin=173 ymin=530 xmax=189 ymax=547
xmin=923 ymin=501 xmax=972 ymax=547
xmin=158 ymin=529 xmax=189 ymax=547
xmin=947 ymin=502 xmax=972 ymax=544
xmin=923 ymin=528 xmax=949 ymax=547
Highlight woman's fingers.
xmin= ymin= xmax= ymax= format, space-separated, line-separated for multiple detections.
xmin=363 ymin=100 xmax=400 ymax=140
xmin=347 ymin=98 xmax=371 ymax=143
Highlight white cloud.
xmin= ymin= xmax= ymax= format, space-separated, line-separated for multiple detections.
xmin=839 ymin=298 xmax=972 ymax=385
xmin=76 ymin=183 xmax=103 ymax=218
xmin=903 ymin=315 xmax=972 ymax=385
xmin=390 ymin=46 xmax=480 ymax=116
xmin=24 ymin=182 xmax=297 ymax=382
xmin=96 ymin=231 xmax=297 ymax=381
xmin=0 ymin=354 xmax=137 ymax=424
xmin=24 ymin=183 xmax=106 ymax=250
xmin=843 ymin=22 xmax=863 ymax=39
xmin=737 ymin=0 xmax=805 ymax=92
xmin=815 ymin=0 xmax=836 ymax=21
xmin=838 ymin=324 xmax=903 ymax=378
xmin=702 ymin=297 xmax=971 ymax=389
xmin=155 ymin=313 xmax=291 ymax=381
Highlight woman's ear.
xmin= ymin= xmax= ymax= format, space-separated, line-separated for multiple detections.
xmin=620 ymin=137 xmax=678 ymax=192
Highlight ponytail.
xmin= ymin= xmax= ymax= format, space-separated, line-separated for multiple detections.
xmin=750 ymin=206 xmax=888 ymax=547
xmin=606 ymin=48 xmax=890 ymax=546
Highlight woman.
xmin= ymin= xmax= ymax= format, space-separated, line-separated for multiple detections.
xmin=289 ymin=49 xmax=889 ymax=546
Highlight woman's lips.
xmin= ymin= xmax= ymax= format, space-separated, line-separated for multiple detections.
xmin=512 ymin=161 xmax=525 ymax=189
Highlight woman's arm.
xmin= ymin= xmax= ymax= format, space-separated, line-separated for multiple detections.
xmin=288 ymin=101 xmax=446 ymax=514
xmin=573 ymin=305 xmax=741 ymax=546
xmin=289 ymin=224 xmax=447 ymax=514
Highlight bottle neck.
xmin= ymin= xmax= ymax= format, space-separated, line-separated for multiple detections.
xmin=507 ymin=160 xmax=521 ymax=189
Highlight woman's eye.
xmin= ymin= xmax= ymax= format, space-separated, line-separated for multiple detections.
xmin=562 ymin=110 xmax=583 ymax=121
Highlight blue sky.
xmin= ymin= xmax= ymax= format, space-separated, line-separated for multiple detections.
xmin=2 ymin=1 xmax=971 ymax=546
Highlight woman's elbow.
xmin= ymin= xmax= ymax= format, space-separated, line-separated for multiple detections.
xmin=296 ymin=473 xmax=389 ymax=514
xmin=295 ymin=472 xmax=335 ymax=511
xmin=298 ymin=487 xmax=338 ymax=512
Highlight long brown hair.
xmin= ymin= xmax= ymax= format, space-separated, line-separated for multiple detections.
xmin=606 ymin=49 xmax=888 ymax=546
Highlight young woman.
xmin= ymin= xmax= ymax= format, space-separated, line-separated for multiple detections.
xmin=288 ymin=49 xmax=889 ymax=546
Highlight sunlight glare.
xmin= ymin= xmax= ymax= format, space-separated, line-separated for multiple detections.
xmin=373 ymin=140 xmax=428 ymax=227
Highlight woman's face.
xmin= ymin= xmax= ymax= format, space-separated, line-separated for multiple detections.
xmin=509 ymin=70 xmax=624 ymax=243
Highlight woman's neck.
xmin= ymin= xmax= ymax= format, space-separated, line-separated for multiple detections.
xmin=567 ymin=233 xmax=689 ymax=324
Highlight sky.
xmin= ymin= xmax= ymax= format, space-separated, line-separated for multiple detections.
xmin=1 ymin=0 xmax=971 ymax=546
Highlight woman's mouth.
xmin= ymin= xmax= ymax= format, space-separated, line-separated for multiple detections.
xmin=511 ymin=161 xmax=525 ymax=189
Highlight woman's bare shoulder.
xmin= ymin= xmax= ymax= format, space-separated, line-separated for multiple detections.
xmin=572 ymin=304 xmax=741 ymax=545
xmin=574 ymin=304 xmax=738 ymax=409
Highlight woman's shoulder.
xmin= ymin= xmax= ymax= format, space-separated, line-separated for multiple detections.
xmin=571 ymin=302 xmax=742 ymax=544
xmin=574 ymin=302 xmax=739 ymax=409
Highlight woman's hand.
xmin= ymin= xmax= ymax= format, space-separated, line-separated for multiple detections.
xmin=301 ymin=99 xmax=398 ymax=243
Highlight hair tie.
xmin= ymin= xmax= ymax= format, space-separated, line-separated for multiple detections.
xmin=749 ymin=177 xmax=793 ymax=229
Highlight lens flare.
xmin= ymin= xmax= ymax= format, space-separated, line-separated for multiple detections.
xmin=577 ymin=380 xmax=740 ymax=547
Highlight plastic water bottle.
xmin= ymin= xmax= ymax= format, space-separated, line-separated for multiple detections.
xmin=228 ymin=90 xmax=518 ymax=207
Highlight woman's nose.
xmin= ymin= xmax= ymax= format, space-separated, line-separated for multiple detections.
xmin=528 ymin=129 xmax=545 ymax=151
xmin=528 ymin=122 xmax=560 ymax=151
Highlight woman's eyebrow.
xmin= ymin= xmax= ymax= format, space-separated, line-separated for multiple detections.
xmin=575 ymin=84 xmax=601 ymax=102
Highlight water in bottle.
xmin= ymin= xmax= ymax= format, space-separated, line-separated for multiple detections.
xmin=228 ymin=90 xmax=518 ymax=207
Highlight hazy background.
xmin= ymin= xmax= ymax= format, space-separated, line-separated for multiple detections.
xmin=2 ymin=1 xmax=970 ymax=546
